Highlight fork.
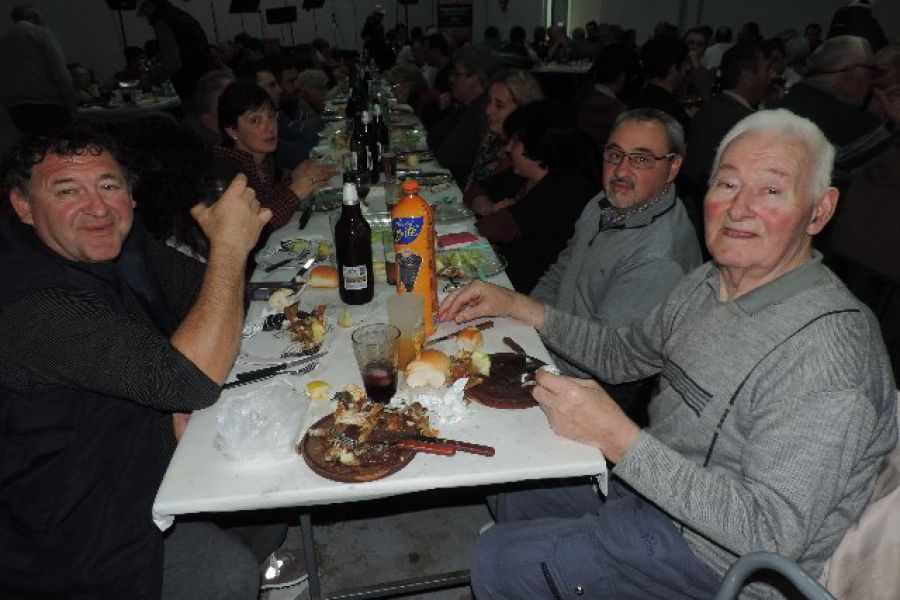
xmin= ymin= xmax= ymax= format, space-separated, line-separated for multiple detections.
xmin=223 ymin=362 xmax=319 ymax=389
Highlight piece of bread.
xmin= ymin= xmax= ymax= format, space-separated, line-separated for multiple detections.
xmin=456 ymin=327 xmax=484 ymax=352
xmin=308 ymin=265 xmax=338 ymax=288
xmin=405 ymin=349 xmax=451 ymax=388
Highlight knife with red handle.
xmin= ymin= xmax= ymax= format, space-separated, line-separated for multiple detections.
xmin=408 ymin=435 xmax=495 ymax=457
xmin=393 ymin=438 xmax=457 ymax=455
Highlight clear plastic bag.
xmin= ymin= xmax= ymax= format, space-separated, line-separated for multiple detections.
xmin=214 ymin=380 xmax=310 ymax=463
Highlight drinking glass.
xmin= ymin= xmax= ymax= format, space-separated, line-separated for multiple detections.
xmin=351 ymin=324 xmax=400 ymax=403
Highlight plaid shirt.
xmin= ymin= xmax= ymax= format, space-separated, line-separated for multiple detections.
xmin=209 ymin=144 xmax=303 ymax=229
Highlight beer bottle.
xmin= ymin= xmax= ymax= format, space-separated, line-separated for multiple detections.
xmin=364 ymin=110 xmax=381 ymax=183
xmin=349 ymin=111 xmax=370 ymax=172
xmin=391 ymin=179 xmax=438 ymax=334
xmin=374 ymin=104 xmax=390 ymax=154
xmin=335 ymin=183 xmax=374 ymax=305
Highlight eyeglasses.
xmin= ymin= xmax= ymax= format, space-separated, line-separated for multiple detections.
xmin=810 ymin=64 xmax=881 ymax=76
xmin=602 ymin=147 xmax=675 ymax=170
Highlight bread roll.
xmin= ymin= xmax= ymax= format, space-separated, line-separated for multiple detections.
xmin=456 ymin=327 xmax=484 ymax=352
xmin=405 ymin=349 xmax=451 ymax=388
xmin=308 ymin=265 xmax=338 ymax=288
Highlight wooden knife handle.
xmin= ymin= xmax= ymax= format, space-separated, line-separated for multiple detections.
xmin=447 ymin=441 xmax=495 ymax=457
xmin=395 ymin=439 xmax=457 ymax=456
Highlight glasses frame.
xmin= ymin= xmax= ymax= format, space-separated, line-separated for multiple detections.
xmin=602 ymin=146 xmax=676 ymax=170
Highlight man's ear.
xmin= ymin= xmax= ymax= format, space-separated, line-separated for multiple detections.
xmin=9 ymin=188 xmax=34 ymax=225
xmin=667 ymin=154 xmax=684 ymax=183
xmin=807 ymin=187 xmax=839 ymax=235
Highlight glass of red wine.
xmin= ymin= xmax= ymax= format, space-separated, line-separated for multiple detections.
xmin=351 ymin=324 xmax=400 ymax=403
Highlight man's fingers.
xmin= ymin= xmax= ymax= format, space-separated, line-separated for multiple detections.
xmin=222 ymin=172 xmax=248 ymax=200
xmin=257 ymin=207 xmax=273 ymax=225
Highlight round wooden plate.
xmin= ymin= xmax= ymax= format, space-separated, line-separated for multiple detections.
xmin=465 ymin=352 xmax=546 ymax=409
xmin=299 ymin=414 xmax=416 ymax=483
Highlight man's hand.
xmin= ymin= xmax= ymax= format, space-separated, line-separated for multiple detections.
xmin=438 ymin=280 xmax=545 ymax=328
xmin=533 ymin=370 xmax=640 ymax=463
xmin=493 ymin=197 xmax=518 ymax=211
xmin=190 ymin=173 xmax=271 ymax=256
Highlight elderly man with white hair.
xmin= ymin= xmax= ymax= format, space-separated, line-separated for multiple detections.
xmin=293 ymin=68 xmax=330 ymax=134
xmin=440 ymin=109 xmax=897 ymax=600
xmin=778 ymin=34 xmax=892 ymax=182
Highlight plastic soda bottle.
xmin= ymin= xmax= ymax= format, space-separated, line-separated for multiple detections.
xmin=391 ymin=179 xmax=437 ymax=335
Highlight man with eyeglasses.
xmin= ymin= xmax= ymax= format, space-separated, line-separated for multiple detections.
xmin=778 ymin=34 xmax=892 ymax=183
xmin=440 ymin=109 xmax=896 ymax=600
xmin=528 ymin=108 xmax=701 ymax=423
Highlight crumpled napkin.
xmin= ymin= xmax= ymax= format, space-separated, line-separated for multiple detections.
xmin=391 ymin=378 xmax=472 ymax=425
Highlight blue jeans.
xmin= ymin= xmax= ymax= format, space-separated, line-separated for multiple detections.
xmin=472 ymin=479 xmax=721 ymax=599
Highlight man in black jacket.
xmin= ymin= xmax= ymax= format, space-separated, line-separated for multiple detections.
xmin=0 ymin=126 xmax=274 ymax=599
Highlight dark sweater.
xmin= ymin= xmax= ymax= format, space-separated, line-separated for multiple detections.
xmin=475 ymin=167 xmax=599 ymax=293
xmin=0 ymin=216 xmax=220 ymax=598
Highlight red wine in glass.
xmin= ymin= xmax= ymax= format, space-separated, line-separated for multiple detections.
xmin=362 ymin=360 xmax=397 ymax=403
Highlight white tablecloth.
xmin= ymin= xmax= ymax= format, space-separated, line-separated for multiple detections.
xmin=152 ymin=146 xmax=607 ymax=530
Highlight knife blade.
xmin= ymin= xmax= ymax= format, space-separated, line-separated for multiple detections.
xmin=264 ymin=248 xmax=309 ymax=273
xmin=264 ymin=257 xmax=294 ymax=273
xmin=224 ymin=361 xmax=318 ymax=389
xmin=425 ymin=320 xmax=494 ymax=346
xmin=293 ymin=256 xmax=316 ymax=282
xmin=235 ymin=351 xmax=326 ymax=381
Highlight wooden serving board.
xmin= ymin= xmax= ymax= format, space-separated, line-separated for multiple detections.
xmin=465 ymin=352 xmax=546 ymax=409
xmin=299 ymin=415 xmax=416 ymax=483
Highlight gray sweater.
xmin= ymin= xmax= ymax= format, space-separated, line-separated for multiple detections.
xmin=531 ymin=186 xmax=701 ymax=377
xmin=540 ymin=256 xmax=898 ymax=599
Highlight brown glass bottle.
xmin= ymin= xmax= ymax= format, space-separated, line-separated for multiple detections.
xmin=335 ymin=183 xmax=374 ymax=304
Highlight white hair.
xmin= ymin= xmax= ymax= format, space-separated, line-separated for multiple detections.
xmin=807 ymin=35 xmax=871 ymax=74
xmin=709 ymin=109 xmax=834 ymax=203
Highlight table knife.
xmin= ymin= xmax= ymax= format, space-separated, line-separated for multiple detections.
xmin=264 ymin=249 xmax=309 ymax=273
xmin=297 ymin=205 xmax=313 ymax=230
xmin=264 ymin=257 xmax=294 ymax=273
xmin=224 ymin=361 xmax=318 ymax=389
xmin=293 ymin=256 xmax=316 ymax=282
xmin=408 ymin=435 xmax=495 ymax=457
xmin=235 ymin=351 xmax=326 ymax=381
xmin=425 ymin=320 xmax=494 ymax=346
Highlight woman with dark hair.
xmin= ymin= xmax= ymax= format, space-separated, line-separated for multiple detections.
xmin=210 ymin=81 xmax=335 ymax=231
xmin=470 ymin=101 xmax=601 ymax=293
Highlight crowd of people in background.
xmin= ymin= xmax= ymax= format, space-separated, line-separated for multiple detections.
xmin=1 ymin=0 xmax=899 ymax=597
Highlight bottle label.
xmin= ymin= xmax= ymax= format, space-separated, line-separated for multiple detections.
xmin=393 ymin=217 xmax=424 ymax=244
xmin=342 ymin=265 xmax=369 ymax=290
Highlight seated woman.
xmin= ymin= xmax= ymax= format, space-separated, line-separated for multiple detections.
xmin=210 ymin=81 xmax=335 ymax=232
xmin=464 ymin=68 xmax=544 ymax=191
xmin=471 ymin=101 xmax=600 ymax=293
xmin=384 ymin=64 xmax=442 ymax=128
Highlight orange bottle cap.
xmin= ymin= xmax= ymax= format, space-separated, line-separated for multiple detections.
xmin=401 ymin=178 xmax=419 ymax=194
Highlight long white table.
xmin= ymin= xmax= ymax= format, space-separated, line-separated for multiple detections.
xmin=153 ymin=146 xmax=607 ymax=600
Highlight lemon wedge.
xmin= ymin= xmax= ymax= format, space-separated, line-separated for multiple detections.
xmin=305 ymin=380 xmax=331 ymax=400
